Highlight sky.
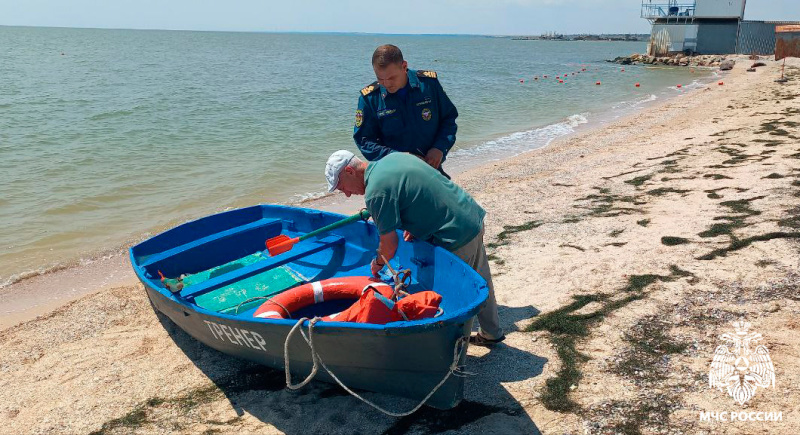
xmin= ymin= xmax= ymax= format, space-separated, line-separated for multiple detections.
xmin=1 ymin=0 xmax=799 ymax=35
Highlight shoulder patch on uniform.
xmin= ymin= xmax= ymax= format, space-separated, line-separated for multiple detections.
xmin=417 ymin=70 xmax=438 ymax=79
xmin=361 ymin=81 xmax=379 ymax=96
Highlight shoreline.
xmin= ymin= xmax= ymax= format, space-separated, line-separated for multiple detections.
xmin=0 ymin=73 xmax=714 ymax=331
xmin=1 ymin=55 xmax=798 ymax=434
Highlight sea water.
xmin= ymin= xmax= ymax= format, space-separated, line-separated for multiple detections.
xmin=0 ymin=26 xmax=710 ymax=285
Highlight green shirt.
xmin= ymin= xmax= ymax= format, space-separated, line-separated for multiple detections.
xmin=364 ymin=153 xmax=486 ymax=251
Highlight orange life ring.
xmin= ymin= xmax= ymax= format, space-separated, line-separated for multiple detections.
xmin=253 ymin=276 xmax=392 ymax=319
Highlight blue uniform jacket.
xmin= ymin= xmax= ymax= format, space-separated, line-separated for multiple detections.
xmin=353 ymin=69 xmax=458 ymax=162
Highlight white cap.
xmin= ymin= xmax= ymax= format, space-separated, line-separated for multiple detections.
xmin=325 ymin=150 xmax=355 ymax=192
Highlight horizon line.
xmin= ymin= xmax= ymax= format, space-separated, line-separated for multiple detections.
xmin=0 ymin=24 xmax=652 ymax=38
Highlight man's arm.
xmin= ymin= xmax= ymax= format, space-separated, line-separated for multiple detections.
xmin=371 ymin=231 xmax=399 ymax=277
xmin=354 ymin=95 xmax=394 ymax=161
xmin=431 ymin=79 xmax=458 ymax=159
xmin=366 ymin=193 xmax=402 ymax=277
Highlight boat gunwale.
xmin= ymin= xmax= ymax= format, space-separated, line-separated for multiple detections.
xmin=129 ymin=205 xmax=489 ymax=334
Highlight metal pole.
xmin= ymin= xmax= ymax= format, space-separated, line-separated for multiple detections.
xmin=782 ymin=58 xmax=786 ymax=81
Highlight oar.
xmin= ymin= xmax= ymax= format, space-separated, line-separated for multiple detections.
xmin=265 ymin=209 xmax=371 ymax=256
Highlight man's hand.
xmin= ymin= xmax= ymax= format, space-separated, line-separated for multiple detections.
xmin=371 ymin=257 xmax=384 ymax=278
xmin=403 ymin=230 xmax=414 ymax=242
xmin=424 ymin=148 xmax=443 ymax=169
xmin=374 ymin=231 xmax=398 ymax=277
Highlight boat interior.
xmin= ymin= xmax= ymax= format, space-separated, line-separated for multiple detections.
xmin=130 ymin=205 xmax=485 ymax=323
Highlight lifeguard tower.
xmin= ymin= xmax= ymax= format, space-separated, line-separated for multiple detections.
xmin=641 ymin=0 xmax=799 ymax=56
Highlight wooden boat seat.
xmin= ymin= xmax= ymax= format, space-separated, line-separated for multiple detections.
xmin=179 ymin=235 xmax=345 ymax=300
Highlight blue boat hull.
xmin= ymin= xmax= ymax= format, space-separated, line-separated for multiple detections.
xmin=130 ymin=205 xmax=488 ymax=409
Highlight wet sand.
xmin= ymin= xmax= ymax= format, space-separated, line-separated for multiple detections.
xmin=1 ymin=56 xmax=799 ymax=434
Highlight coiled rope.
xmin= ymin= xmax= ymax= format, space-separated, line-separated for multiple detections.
xmin=283 ymin=317 xmax=472 ymax=417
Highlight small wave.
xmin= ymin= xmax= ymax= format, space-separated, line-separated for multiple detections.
xmin=612 ymin=94 xmax=658 ymax=110
xmin=0 ymin=238 xmax=143 ymax=289
xmin=0 ymin=262 xmax=74 ymax=288
xmin=668 ymin=78 xmax=706 ymax=91
xmin=683 ymin=79 xmax=705 ymax=90
xmin=88 ymin=109 xmax=135 ymax=121
xmin=292 ymin=189 xmax=329 ymax=203
xmin=451 ymin=113 xmax=589 ymax=159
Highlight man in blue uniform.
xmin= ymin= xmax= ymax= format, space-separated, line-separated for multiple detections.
xmin=354 ymin=44 xmax=458 ymax=177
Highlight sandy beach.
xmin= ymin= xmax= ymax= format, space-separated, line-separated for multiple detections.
xmin=1 ymin=56 xmax=798 ymax=434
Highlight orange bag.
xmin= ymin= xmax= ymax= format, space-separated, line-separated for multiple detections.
xmin=324 ymin=287 xmax=442 ymax=324
xmin=395 ymin=291 xmax=442 ymax=320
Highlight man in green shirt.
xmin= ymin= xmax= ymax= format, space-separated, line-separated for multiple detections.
xmin=325 ymin=150 xmax=504 ymax=345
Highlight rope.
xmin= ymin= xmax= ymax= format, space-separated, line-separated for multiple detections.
xmin=284 ymin=317 xmax=321 ymax=389
xmin=282 ymin=316 xmax=471 ymax=417
xmin=379 ymin=254 xmax=412 ymax=301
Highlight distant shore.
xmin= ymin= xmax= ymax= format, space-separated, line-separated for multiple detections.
xmin=510 ymin=33 xmax=649 ymax=42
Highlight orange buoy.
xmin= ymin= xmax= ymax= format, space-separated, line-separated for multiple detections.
xmin=559 ymin=80 xmax=564 ymax=83
xmin=635 ymin=83 xmax=640 ymax=87
xmin=596 ymin=81 xmax=601 ymax=85
xmin=621 ymin=68 xmax=625 ymax=72
xmin=253 ymin=277 xmax=392 ymax=319
xmin=718 ymin=81 xmax=724 ymax=86
xmin=543 ymin=75 xmax=548 ymax=78
xmin=677 ymin=84 xmax=682 ymax=88
xmin=520 ymin=79 xmax=524 ymax=83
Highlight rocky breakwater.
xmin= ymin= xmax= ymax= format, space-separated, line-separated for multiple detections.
xmin=609 ymin=53 xmax=736 ymax=70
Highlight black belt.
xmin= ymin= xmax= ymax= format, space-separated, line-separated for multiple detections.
xmin=412 ymin=150 xmax=451 ymax=180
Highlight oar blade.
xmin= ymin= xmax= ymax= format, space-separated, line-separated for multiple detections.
xmin=265 ymin=235 xmax=297 ymax=256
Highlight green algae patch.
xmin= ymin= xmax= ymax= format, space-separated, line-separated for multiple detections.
xmin=646 ymin=187 xmax=691 ymax=197
xmin=525 ymin=266 xmax=693 ymax=412
xmin=661 ymin=236 xmax=690 ymax=246
xmin=487 ymin=220 xmax=545 ymax=249
xmin=624 ymin=174 xmax=653 ymax=187
xmin=698 ymin=232 xmax=800 ymax=260
xmin=703 ymin=174 xmax=732 ymax=180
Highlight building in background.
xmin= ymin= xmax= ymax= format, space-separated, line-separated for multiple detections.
xmin=641 ymin=0 xmax=800 ymax=56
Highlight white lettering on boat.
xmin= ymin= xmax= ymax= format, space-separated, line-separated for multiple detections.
xmin=204 ymin=320 xmax=268 ymax=352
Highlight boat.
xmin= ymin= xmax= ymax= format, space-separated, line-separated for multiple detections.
xmin=129 ymin=204 xmax=489 ymax=411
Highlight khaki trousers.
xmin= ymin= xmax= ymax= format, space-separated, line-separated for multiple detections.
xmin=451 ymin=225 xmax=503 ymax=340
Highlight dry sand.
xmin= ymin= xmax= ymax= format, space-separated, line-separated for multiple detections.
xmin=1 ymin=56 xmax=799 ymax=434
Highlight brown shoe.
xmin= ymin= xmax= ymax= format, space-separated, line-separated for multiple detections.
xmin=469 ymin=332 xmax=505 ymax=346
